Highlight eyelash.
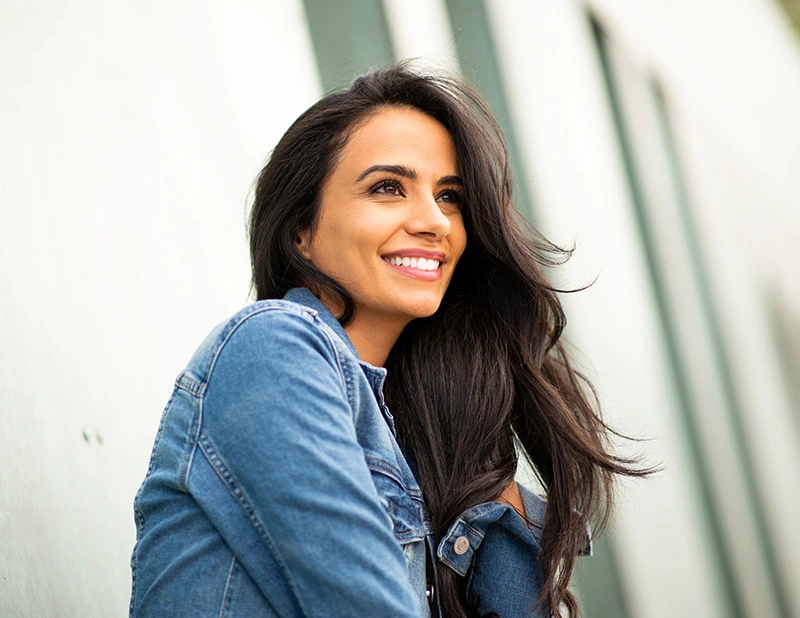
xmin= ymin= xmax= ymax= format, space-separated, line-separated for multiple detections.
xmin=370 ymin=179 xmax=404 ymax=196
xmin=369 ymin=178 xmax=464 ymax=209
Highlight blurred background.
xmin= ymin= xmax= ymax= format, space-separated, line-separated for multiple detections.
xmin=2 ymin=1 xmax=799 ymax=616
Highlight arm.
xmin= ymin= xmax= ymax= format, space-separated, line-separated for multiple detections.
xmin=189 ymin=308 xmax=421 ymax=617
xmin=438 ymin=484 xmax=590 ymax=618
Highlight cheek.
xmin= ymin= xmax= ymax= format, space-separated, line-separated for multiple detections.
xmin=341 ymin=216 xmax=400 ymax=261
xmin=312 ymin=223 xmax=380 ymax=281
xmin=311 ymin=219 xmax=355 ymax=264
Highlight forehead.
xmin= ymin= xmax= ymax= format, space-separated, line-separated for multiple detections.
xmin=335 ymin=106 xmax=459 ymax=176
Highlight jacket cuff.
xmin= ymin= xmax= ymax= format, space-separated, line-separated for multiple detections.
xmin=436 ymin=484 xmax=591 ymax=577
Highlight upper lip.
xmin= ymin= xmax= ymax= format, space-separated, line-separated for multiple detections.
xmin=381 ymin=249 xmax=447 ymax=262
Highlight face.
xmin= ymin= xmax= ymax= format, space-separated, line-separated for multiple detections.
xmin=297 ymin=106 xmax=467 ymax=326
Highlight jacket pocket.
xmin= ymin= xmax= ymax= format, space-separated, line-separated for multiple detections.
xmin=365 ymin=456 xmax=425 ymax=544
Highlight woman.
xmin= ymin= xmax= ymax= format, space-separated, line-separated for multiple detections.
xmin=130 ymin=65 xmax=647 ymax=618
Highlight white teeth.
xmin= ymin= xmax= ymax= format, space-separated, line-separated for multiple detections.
xmin=384 ymin=256 xmax=441 ymax=271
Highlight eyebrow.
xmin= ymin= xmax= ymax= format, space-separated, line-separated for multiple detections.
xmin=437 ymin=175 xmax=463 ymax=187
xmin=356 ymin=164 xmax=463 ymax=186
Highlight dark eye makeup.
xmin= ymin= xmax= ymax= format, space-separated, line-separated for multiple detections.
xmin=368 ymin=177 xmax=464 ymax=210
xmin=370 ymin=178 xmax=404 ymax=196
xmin=436 ymin=189 xmax=465 ymax=209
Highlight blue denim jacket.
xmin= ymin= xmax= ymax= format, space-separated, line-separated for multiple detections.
xmin=130 ymin=288 xmax=577 ymax=617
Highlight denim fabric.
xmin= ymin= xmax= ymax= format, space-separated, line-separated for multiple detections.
xmin=437 ymin=484 xmax=591 ymax=617
xmin=130 ymin=287 xmax=582 ymax=617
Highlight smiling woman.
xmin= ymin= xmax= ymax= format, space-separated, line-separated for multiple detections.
xmin=129 ymin=65 xmax=651 ymax=618
xmin=296 ymin=106 xmax=467 ymax=366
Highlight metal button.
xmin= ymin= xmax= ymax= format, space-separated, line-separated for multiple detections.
xmin=426 ymin=583 xmax=435 ymax=604
xmin=453 ymin=535 xmax=470 ymax=555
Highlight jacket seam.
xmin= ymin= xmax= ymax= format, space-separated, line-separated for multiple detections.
xmin=175 ymin=371 xmax=206 ymax=397
xmin=454 ymin=518 xmax=485 ymax=542
xmin=218 ymin=554 xmax=236 ymax=618
xmin=310 ymin=314 xmax=353 ymax=410
xmin=364 ymin=455 xmax=423 ymax=502
xmin=197 ymin=429 xmax=311 ymax=617
xmin=130 ymin=385 xmax=180 ymax=617
xmin=204 ymin=306 xmax=316 ymax=381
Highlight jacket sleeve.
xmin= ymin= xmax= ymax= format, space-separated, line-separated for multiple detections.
xmin=188 ymin=308 xmax=422 ymax=617
xmin=437 ymin=484 xmax=591 ymax=618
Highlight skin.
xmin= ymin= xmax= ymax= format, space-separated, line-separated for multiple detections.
xmin=298 ymin=105 xmax=525 ymax=518
xmin=297 ymin=106 xmax=466 ymax=367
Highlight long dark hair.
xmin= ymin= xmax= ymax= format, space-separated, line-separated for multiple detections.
xmin=249 ymin=64 xmax=651 ymax=617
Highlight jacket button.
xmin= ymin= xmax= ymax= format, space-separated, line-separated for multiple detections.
xmin=453 ymin=535 xmax=470 ymax=555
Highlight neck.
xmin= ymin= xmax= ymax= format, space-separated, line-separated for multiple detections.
xmin=344 ymin=312 xmax=409 ymax=367
xmin=312 ymin=289 xmax=409 ymax=366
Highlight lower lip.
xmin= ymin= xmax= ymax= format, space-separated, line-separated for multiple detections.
xmin=382 ymin=260 xmax=443 ymax=281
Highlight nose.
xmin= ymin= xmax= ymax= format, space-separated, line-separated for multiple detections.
xmin=403 ymin=193 xmax=451 ymax=240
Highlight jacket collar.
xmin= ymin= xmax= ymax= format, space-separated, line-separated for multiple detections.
xmin=283 ymin=287 xmax=359 ymax=357
xmin=282 ymin=288 xmax=389 ymax=399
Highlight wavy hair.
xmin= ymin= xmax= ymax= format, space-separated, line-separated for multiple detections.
xmin=249 ymin=64 xmax=651 ymax=618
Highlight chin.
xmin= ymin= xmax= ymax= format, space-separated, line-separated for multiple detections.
xmin=401 ymin=297 xmax=444 ymax=319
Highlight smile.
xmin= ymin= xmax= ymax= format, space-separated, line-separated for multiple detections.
xmin=381 ymin=255 xmax=443 ymax=281
xmin=382 ymin=256 xmax=440 ymax=271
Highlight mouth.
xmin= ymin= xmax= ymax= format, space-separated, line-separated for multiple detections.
xmin=381 ymin=255 xmax=441 ymax=271
xmin=381 ymin=251 xmax=445 ymax=280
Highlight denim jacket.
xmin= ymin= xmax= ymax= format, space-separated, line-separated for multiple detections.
xmin=130 ymin=288 xmax=582 ymax=617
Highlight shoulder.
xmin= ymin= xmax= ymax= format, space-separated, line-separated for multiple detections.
xmin=182 ymin=299 xmax=348 ymax=386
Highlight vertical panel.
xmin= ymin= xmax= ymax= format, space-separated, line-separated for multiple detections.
xmin=664 ymin=84 xmax=800 ymax=618
xmin=573 ymin=537 xmax=631 ymax=618
xmin=591 ymin=16 xmax=786 ymax=618
xmin=302 ymin=0 xmax=394 ymax=92
xmin=765 ymin=292 xmax=800 ymax=440
xmin=484 ymin=2 xmax=735 ymax=616
xmin=652 ymin=81 xmax=794 ymax=617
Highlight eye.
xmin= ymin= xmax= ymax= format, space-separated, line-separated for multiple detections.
xmin=370 ymin=179 xmax=404 ymax=196
xmin=436 ymin=189 xmax=465 ymax=210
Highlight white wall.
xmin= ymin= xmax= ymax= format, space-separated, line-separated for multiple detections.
xmin=3 ymin=1 xmax=800 ymax=616
xmin=0 ymin=2 xmax=319 ymax=615
xmin=383 ymin=0 xmax=459 ymax=73
xmin=485 ymin=3 xmax=731 ymax=616
xmin=585 ymin=2 xmax=800 ymax=616
xmin=487 ymin=1 xmax=800 ymax=616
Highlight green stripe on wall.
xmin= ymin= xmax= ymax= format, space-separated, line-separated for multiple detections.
xmin=302 ymin=0 xmax=394 ymax=93
xmin=574 ymin=535 xmax=632 ymax=618
xmin=652 ymin=80 xmax=792 ymax=618
xmin=589 ymin=14 xmax=745 ymax=618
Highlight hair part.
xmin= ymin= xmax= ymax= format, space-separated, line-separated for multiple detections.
xmin=249 ymin=63 xmax=654 ymax=618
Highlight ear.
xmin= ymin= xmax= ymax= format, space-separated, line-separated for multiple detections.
xmin=295 ymin=227 xmax=312 ymax=260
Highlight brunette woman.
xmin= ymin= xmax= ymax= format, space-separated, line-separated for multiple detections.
xmin=130 ymin=65 xmax=647 ymax=618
